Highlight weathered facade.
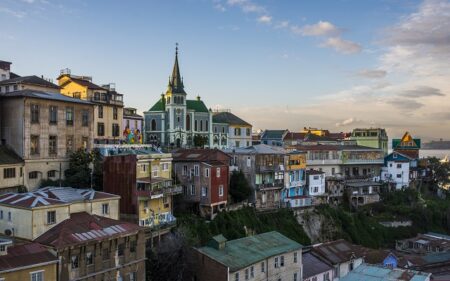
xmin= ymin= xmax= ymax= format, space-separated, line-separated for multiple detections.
xmin=35 ymin=212 xmax=146 ymax=281
xmin=350 ymin=128 xmax=388 ymax=155
xmin=0 ymin=145 xmax=24 ymax=193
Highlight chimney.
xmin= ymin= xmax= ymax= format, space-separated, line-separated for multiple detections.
xmin=208 ymin=235 xmax=227 ymax=251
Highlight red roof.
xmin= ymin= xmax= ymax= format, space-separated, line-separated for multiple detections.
xmin=35 ymin=212 xmax=142 ymax=249
xmin=0 ymin=193 xmax=67 ymax=208
xmin=0 ymin=242 xmax=57 ymax=272
xmin=172 ymin=149 xmax=230 ymax=164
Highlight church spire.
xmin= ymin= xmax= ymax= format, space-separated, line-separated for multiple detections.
xmin=168 ymin=43 xmax=186 ymax=94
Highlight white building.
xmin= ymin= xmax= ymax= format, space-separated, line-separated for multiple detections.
xmin=381 ymin=152 xmax=411 ymax=189
xmin=212 ymin=111 xmax=252 ymax=148
xmin=307 ymin=170 xmax=326 ymax=196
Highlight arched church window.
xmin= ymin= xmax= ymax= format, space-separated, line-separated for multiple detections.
xmin=200 ymin=120 xmax=203 ymax=132
xmin=186 ymin=115 xmax=191 ymax=130
xmin=151 ymin=119 xmax=157 ymax=131
xmin=206 ymin=121 xmax=208 ymax=131
xmin=194 ymin=120 xmax=198 ymax=131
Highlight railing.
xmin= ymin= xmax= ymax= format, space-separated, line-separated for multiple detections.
xmin=341 ymin=158 xmax=384 ymax=164
xmin=256 ymin=182 xmax=284 ymax=190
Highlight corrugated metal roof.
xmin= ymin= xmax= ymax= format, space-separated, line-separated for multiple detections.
xmin=340 ymin=264 xmax=430 ymax=281
xmin=0 ymin=89 xmax=93 ymax=105
xmin=196 ymin=231 xmax=302 ymax=272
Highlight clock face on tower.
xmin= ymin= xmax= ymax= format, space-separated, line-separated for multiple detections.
xmin=176 ymin=108 xmax=182 ymax=115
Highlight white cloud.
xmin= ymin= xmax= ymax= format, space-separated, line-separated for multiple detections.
xmin=298 ymin=21 xmax=341 ymax=36
xmin=21 ymin=0 xmax=35 ymax=3
xmin=321 ymin=37 xmax=362 ymax=54
xmin=257 ymin=15 xmax=272 ymax=24
xmin=226 ymin=0 xmax=266 ymax=14
xmin=335 ymin=117 xmax=362 ymax=127
xmin=275 ymin=21 xmax=289 ymax=29
xmin=357 ymin=69 xmax=387 ymax=79
xmin=0 ymin=7 xmax=26 ymax=18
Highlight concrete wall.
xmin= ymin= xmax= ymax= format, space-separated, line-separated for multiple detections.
xmin=0 ymin=164 xmax=24 ymax=191
xmin=0 ymin=207 xmax=32 ymax=240
xmin=32 ymin=206 xmax=70 ymax=240
xmin=0 ymin=262 xmax=57 ymax=281
xmin=0 ymin=98 xmax=24 ymax=156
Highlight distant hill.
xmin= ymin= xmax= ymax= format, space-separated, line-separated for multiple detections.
xmin=423 ymin=140 xmax=450 ymax=149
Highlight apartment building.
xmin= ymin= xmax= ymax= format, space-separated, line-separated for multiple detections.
xmin=212 ymin=110 xmax=252 ymax=148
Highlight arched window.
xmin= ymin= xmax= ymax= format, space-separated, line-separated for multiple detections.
xmin=194 ymin=120 xmax=198 ymax=131
xmin=151 ymin=119 xmax=157 ymax=131
xmin=180 ymin=97 xmax=184 ymax=104
xmin=200 ymin=120 xmax=203 ymax=132
xmin=206 ymin=121 xmax=209 ymax=131
xmin=186 ymin=115 xmax=191 ymax=130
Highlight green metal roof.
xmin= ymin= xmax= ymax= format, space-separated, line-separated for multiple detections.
xmin=196 ymin=231 xmax=302 ymax=272
xmin=392 ymin=139 xmax=421 ymax=149
xmin=186 ymin=99 xmax=209 ymax=113
xmin=149 ymin=99 xmax=165 ymax=111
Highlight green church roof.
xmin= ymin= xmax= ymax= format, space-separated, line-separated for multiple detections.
xmin=149 ymin=99 xmax=165 ymax=111
xmin=196 ymin=231 xmax=302 ymax=272
xmin=148 ymin=98 xmax=209 ymax=113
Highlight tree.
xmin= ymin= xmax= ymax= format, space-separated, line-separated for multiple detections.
xmin=193 ymin=135 xmax=208 ymax=148
xmin=229 ymin=171 xmax=252 ymax=203
xmin=64 ymin=149 xmax=103 ymax=190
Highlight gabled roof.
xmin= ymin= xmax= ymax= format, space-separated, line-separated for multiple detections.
xmin=312 ymin=239 xmax=365 ymax=265
xmin=0 ymin=242 xmax=58 ymax=272
xmin=385 ymin=151 xmax=413 ymax=163
xmin=0 ymin=193 xmax=67 ymax=208
xmin=0 ymin=89 xmax=93 ymax=105
xmin=212 ymin=111 xmax=251 ymax=126
xmin=302 ymin=251 xmax=333 ymax=279
xmin=0 ymin=75 xmax=60 ymax=89
xmin=172 ymin=148 xmax=230 ymax=163
xmin=283 ymin=132 xmax=307 ymax=141
xmin=196 ymin=231 xmax=302 ymax=272
xmin=148 ymin=98 xmax=165 ymax=111
xmin=261 ymin=129 xmax=288 ymax=140
xmin=0 ymin=146 xmax=23 ymax=165
xmin=186 ymin=99 xmax=209 ymax=112
xmin=34 ymin=212 xmax=142 ymax=249
xmin=392 ymin=132 xmax=421 ymax=149
xmin=60 ymin=76 xmax=106 ymax=91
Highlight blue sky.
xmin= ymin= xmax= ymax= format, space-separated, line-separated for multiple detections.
xmin=1 ymin=0 xmax=449 ymax=140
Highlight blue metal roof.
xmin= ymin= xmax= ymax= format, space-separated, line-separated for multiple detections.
xmin=341 ymin=264 xmax=430 ymax=281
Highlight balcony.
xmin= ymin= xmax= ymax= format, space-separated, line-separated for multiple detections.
xmin=307 ymin=159 xmax=341 ymax=166
xmin=256 ymin=181 xmax=284 ymax=190
xmin=136 ymin=178 xmax=182 ymax=198
xmin=140 ymin=212 xmax=177 ymax=230
xmin=341 ymin=158 xmax=384 ymax=165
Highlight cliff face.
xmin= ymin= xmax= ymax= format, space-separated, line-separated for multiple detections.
xmin=294 ymin=209 xmax=341 ymax=244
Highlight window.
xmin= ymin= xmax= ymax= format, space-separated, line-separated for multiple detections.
xmin=205 ymin=168 xmax=210 ymax=177
xmin=29 ymin=171 xmax=38 ymax=179
xmin=397 ymin=174 xmax=402 ymax=178
xmin=250 ymin=266 xmax=254 ymax=278
xmin=236 ymin=141 xmax=240 ymax=147
xmin=397 ymin=163 xmax=402 ymax=169
xmin=245 ymin=268 xmax=249 ymax=280
xmin=73 ymin=92 xmax=81 ymax=99
xmin=261 ymin=261 xmax=265 ymax=272
xmin=129 ymin=272 xmax=137 ymax=281
xmin=112 ymin=123 xmax=120 ymax=137
xmin=30 ymin=271 xmax=44 ymax=281
xmin=275 ymin=257 xmax=279 ymax=268
xmin=162 ymin=163 xmax=169 ymax=171
xmin=102 ymin=203 xmax=109 ymax=215
xmin=66 ymin=135 xmax=74 ymax=155
xmin=47 ymin=170 xmax=56 ymax=178
xmin=82 ymin=137 xmax=88 ymax=149
xmin=201 ymin=187 xmax=207 ymax=197
xmin=200 ymin=120 xmax=203 ymax=131
xmin=0 ymin=210 xmax=3 ymax=220
xmin=294 ymin=252 xmax=298 ymax=263
xmin=7 ymin=212 xmax=11 ymax=221
xmin=71 ymin=255 xmax=79 ymax=269
xmin=190 ymin=185 xmax=195 ymax=195
xmin=194 ymin=120 xmax=198 ymax=131
xmin=82 ymin=110 xmax=89 ymax=126
xmin=152 ymin=165 xmax=158 ymax=177
xmin=216 ymin=167 xmax=221 ymax=177
xmin=186 ymin=115 xmax=191 ymax=130
xmin=66 ymin=107 xmax=74 ymax=126
xmin=182 ymin=165 xmax=188 ymax=175
xmin=49 ymin=106 xmax=57 ymax=124
xmin=294 ymin=273 xmax=298 ymax=281
xmin=194 ymin=165 xmax=199 ymax=176
xmin=219 ymin=185 xmax=224 ymax=197
xmin=47 ymin=211 xmax=56 ymax=224
xmin=86 ymin=252 xmax=93 ymax=265
xmin=98 ymin=122 xmax=105 ymax=136
xmin=98 ymin=105 xmax=103 ymax=118
xmin=102 ymin=248 xmax=110 ymax=260
xmin=247 ymin=156 xmax=251 ymax=167
xmin=31 ymin=104 xmax=39 ymax=123
xmin=49 ymin=135 xmax=57 ymax=156
xmin=130 ymin=240 xmax=137 ymax=253
xmin=280 ymin=255 xmax=284 ymax=267
xmin=324 ymin=272 xmax=330 ymax=281
xmin=118 ymin=243 xmax=125 ymax=256
xmin=246 ymin=128 xmax=251 ymax=136
xmin=3 ymin=168 xmax=15 ymax=179
xmin=113 ymin=107 xmax=118 ymax=120
xmin=235 ymin=272 xmax=239 ymax=281
xmin=234 ymin=128 xmax=241 ymax=136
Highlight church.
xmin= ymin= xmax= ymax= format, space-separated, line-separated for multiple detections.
xmin=144 ymin=47 xmax=213 ymax=148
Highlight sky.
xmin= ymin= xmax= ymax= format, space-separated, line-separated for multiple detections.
xmin=1 ymin=0 xmax=449 ymax=141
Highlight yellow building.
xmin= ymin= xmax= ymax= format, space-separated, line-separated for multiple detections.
xmin=0 ymin=240 xmax=58 ymax=281
xmin=0 ymin=187 xmax=119 ymax=240
xmin=57 ymin=71 xmax=124 ymax=144
xmin=300 ymin=127 xmax=330 ymax=137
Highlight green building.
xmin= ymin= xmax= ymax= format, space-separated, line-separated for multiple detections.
xmin=350 ymin=128 xmax=388 ymax=155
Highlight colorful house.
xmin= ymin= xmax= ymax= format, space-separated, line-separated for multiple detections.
xmin=350 ymin=128 xmax=389 ymax=155
xmin=212 ymin=110 xmax=252 ymax=148
xmin=393 ymin=132 xmax=421 ymax=160
xmin=381 ymin=151 xmax=414 ymax=189
xmin=282 ymin=151 xmax=310 ymax=208
xmin=122 ymin=107 xmax=143 ymax=144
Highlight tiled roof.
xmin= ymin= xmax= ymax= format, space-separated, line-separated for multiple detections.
xmin=186 ymin=99 xmax=209 ymax=112
xmin=0 ymin=242 xmax=58 ymax=272
xmin=35 ymin=212 xmax=142 ymax=249
xmin=65 ymin=76 xmax=106 ymax=91
xmin=196 ymin=231 xmax=302 ymax=272
xmin=302 ymin=251 xmax=333 ymax=279
xmin=0 ymin=146 xmax=23 ymax=165
xmin=312 ymin=239 xmax=365 ymax=265
xmin=283 ymin=132 xmax=306 ymax=141
xmin=0 ymin=89 xmax=93 ymax=105
xmin=0 ymin=75 xmax=59 ymax=89
xmin=340 ymin=263 xmax=430 ymax=281
xmin=212 ymin=112 xmax=251 ymax=126
xmin=172 ymin=148 xmax=230 ymax=163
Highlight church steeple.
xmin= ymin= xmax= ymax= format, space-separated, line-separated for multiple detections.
xmin=168 ymin=43 xmax=186 ymax=95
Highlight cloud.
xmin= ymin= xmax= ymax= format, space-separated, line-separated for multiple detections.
xmin=321 ymin=37 xmax=362 ymax=54
xmin=226 ymin=0 xmax=266 ymax=14
xmin=257 ymin=15 xmax=272 ymax=24
xmin=298 ymin=21 xmax=341 ymax=36
xmin=335 ymin=117 xmax=362 ymax=127
xmin=0 ymin=7 xmax=26 ymax=18
xmin=400 ymin=86 xmax=445 ymax=98
xmin=275 ymin=21 xmax=289 ymax=29
xmin=357 ymin=69 xmax=387 ymax=79
xmin=21 ymin=0 xmax=35 ymax=3
xmin=387 ymin=99 xmax=424 ymax=110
